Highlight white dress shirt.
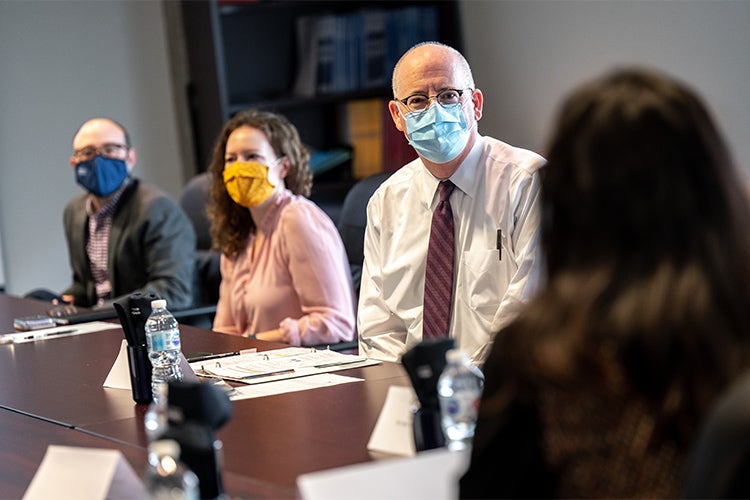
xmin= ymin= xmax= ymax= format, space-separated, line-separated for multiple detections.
xmin=357 ymin=136 xmax=546 ymax=365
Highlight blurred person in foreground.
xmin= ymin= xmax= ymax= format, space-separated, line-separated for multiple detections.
xmin=460 ymin=68 xmax=750 ymax=498
xmin=207 ymin=110 xmax=355 ymax=346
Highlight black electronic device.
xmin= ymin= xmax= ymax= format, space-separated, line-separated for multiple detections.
xmin=163 ymin=380 xmax=233 ymax=500
xmin=401 ymin=338 xmax=455 ymax=451
xmin=113 ymin=292 xmax=161 ymax=404
xmin=48 ymin=305 xmax=119 ymax=325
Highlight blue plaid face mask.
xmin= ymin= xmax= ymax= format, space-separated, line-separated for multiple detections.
xmin=75 ymin=156 xmax=129 ymax=197
xmin=403 ymin=102 xmax=469 ymax=164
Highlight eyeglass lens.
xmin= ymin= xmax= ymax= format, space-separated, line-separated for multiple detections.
xmin=406 ymin=89 xmax=463 ymax=111
xmin=74 ymin=143 xmax=127 ymax=162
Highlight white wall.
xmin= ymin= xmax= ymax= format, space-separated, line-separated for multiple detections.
xmin=460 ymin=0 xmax=750 ymax=172
xmin=0 ymin=1 xmax=187 ymax=296
xmin=0 ymin=233 xmax=4 ymax=289
xmin=0 ymin=0 xmax=748 ymax=297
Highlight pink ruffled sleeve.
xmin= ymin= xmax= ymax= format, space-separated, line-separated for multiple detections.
xmin=277 ymin=201 xmax=356 ymax=346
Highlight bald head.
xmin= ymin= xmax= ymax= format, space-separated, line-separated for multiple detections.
xmin=391 ymin=42 xmax=475 ymax=99
xmin=73 ymin=118 xmax=130 ymax=149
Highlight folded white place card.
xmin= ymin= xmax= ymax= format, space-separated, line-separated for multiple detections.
xmin=103 ymin=339 xmax=200 ymax=391
xmin=297 ymin=446 xmax=471 ymax=500
xmin=103 ymin=339 xmax=132 ymax=390
xmin=23 ymin=445 xmax=147 ymax=500
xmin=367 ymin=385 xmax=418 ymax=457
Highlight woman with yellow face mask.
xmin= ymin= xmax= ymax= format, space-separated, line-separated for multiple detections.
xmin=206 ymin=110 xmax=355 ymax=346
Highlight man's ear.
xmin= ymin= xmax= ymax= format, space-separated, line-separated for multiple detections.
xmin=126 ymin=147 xmax=137 ymax=173
xmin=470 ymin=88 xmax=484 ymax=121
xmin=389 ymin=100 xmax=407 ymax=133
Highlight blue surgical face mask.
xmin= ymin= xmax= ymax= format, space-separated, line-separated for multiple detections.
xmin=75 ymin=156 xmax=129 ymax=197
xmin=403 ymin=102 xmax=470 ymax=164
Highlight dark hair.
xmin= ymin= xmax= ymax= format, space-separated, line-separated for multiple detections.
xmin=206 ymin=109 xmax=312 ymax=257
xmin=496 ymin=68 xmax=750 ymax=443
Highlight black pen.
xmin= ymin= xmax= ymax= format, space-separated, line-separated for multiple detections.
xmin=497 ymin=228 xmax=502 ymax=261
xmin=20 ymin=329 xmax=77 ymax=341
xmin=241 ymin=368 xmax=295 ymax=380
xmin=314 ymin=359 xmax=366 ymax=369
xmin=187 ymin=351 xmax=241 ymax=363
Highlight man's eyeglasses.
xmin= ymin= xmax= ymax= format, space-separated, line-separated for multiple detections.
xmin=73 ymin=143 xmax=129 ymax=163
xmin=394 ymin=88 xmax=472 ymax=112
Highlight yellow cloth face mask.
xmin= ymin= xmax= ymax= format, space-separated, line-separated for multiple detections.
xmin=223 ymin=161 xmax=276 ymax=208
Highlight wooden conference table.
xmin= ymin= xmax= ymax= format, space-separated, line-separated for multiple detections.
xmin=0 ymin=293 xmax=410 ymax=498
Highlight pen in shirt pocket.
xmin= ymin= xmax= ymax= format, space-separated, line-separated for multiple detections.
xmin=497 ymin=228 xmax=502 ymax=261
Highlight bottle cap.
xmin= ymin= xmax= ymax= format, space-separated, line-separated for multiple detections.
xmin=151 ymin=299 xmax=167 ymax=309
xmin=445 ymin=348 xmax=466 ymax=363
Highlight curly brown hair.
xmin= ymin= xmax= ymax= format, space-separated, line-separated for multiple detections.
xmin=207 ymin=109 xmax=313 ymax=258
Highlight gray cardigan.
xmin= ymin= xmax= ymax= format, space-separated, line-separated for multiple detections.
xmin=62 ymin=178 xmax=196 ymax=310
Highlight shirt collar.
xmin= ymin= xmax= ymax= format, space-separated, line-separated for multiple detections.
xmin=417 ymin=136 xmax=485 ymax=207
xmin=85 ymin=178 xmax=130 ymax=217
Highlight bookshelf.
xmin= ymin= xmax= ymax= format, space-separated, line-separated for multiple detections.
xmin=179 ymin=0 xmax=462 ymax=220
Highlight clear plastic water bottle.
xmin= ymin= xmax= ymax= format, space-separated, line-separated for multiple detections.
xmin=145 ymin=299 xmax=183 ymax=405
xmin=144 ymin=382 xmax=168 ymax=443
xmin=144 ymin=439 xmax=199 ymax=500
xmin=437 ymin=349 xmax=484 ymax=451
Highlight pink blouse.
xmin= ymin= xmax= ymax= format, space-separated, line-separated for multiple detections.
xmin=213 ymin=188 xmax=355 ymax=346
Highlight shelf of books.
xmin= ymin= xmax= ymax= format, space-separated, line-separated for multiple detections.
xmin=182 ymin=0 xmax=460 ymax=183
xmin=292 ymin=5 xmax=439 ymax=99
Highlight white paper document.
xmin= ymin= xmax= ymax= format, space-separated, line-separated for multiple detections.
xmin=23 ymin=445 xmax=146 ymax=500
xmin=228 ymin=373 xmax=362 ymax=400
xmin=189 ymin=346 xmax=380 ymax=385
xmin=297 ymin=446 xmax=471 ymax=500
xmin=0 ymin=321 xmax=118 ymax=344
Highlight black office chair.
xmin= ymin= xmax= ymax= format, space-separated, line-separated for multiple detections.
xmin=309 ymin=172 xmax=392 ymax=354
xmin=684 ymin=371 xmax=750 ymax=498
xmin=336 ymin=171 xmax=393 ymax=298
xmin=177 ymin=172 xmax=221 ymax=329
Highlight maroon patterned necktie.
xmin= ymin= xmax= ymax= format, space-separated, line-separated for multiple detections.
xmin=422 ymin=180 xmax=455 ymax=339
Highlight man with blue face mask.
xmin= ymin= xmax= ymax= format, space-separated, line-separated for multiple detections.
xmin=357 ymin=42 xmax=546 ymax=366
xmin=57 ymin=117 xmax=196 ymax=310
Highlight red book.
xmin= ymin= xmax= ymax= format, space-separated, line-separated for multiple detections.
xmin=382 ymin=102 xmax=416 ymax=172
